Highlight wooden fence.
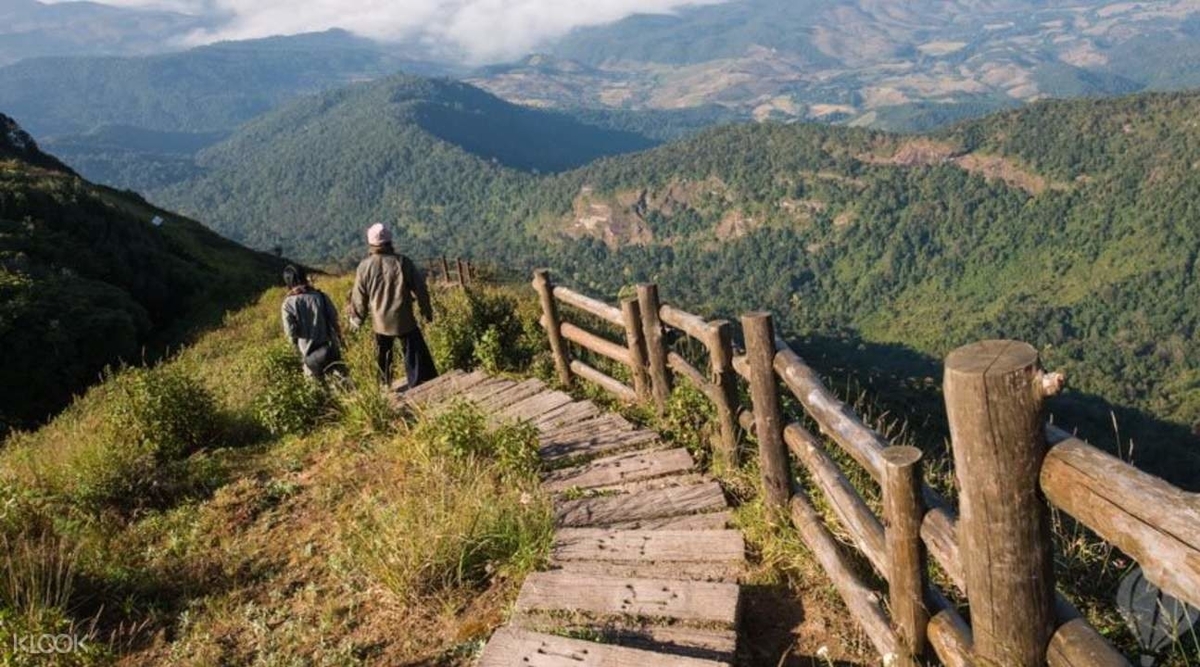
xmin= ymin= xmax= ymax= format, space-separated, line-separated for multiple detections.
xmin=422 ymin=255 xmax=476 ymax=287
xmin=531 ymin=269 xmax=1200 ymax=667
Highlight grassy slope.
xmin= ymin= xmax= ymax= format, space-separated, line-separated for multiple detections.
xmin=0 ymin=278 xmax=554 ymax=665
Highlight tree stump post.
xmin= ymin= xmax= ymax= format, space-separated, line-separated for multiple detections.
xmin=943 ymin=340 xmax=1057 ymax=667
xmin=621 ymin=298 xmax=652 ymax=401
xmin=636 ymin=283 xmax=672 ymax=414
xmin=742 ymin=312 xmax=790 ymax=509
xmin=883 ymin=445 xmax=929 ymax=667
xmin=533 ymin=269 xmax=572 ymax=387
xmin=705 ymin=319 xmax=741 ymax=468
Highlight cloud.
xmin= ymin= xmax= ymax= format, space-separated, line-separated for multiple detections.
xmin=56 ymin=0 xmax=727 ymax=63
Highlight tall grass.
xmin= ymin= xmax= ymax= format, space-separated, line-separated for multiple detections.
xmin=343 ymin=402 xmax=552 ymax=604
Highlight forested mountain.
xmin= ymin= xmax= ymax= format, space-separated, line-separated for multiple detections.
xmin=151 ymin=75 xmax=654 ymax=262
xmin=154 ymin=91 xmax=1200 ymax=486
xmin=0 ymin=114 xmax=284 ymax=432
xmin=471 ymin=0 xmax=1200 ymax=131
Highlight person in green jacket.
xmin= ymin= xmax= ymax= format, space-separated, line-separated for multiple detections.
xmin=349 ymin=223 xmax=438 ymax=389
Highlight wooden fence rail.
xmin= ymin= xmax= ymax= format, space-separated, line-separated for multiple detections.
xmin=530 ymin=270 xmax=1200 ymax=667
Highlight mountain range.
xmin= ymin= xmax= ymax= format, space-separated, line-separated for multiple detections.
xmin=142 ymin=85 xmax=1200 ymax=488
xmin=473 ymin=0 xmax=1200 ymax=129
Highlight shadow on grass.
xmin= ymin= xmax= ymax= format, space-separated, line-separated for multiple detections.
xmin=738 ymin=584 xmax=867 ymax=667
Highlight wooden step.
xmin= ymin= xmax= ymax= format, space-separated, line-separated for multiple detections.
xmin=476 ymin=378 xmax=547 ymax=412
xmin=541 ymin=429 xmax=661 ymax=463
xmin=604 ymin=511 xmax=734 ymax=531
xmin=478 ymin=627 xmax=730 ymax=667
xmin=397 ymin=369 xmax=470 ymax=404
xmin=552 ymin=529 xmax=744 ymax=564
xmin=516 ymin=571 xmax=740 ymax=626
xmin=514 ymin=616 xmax=739 ymax=663
xmin=540 ymin=413 xmax=635 ymax=444
xmin=463 ymin=378 xmax=518 ymax=402
xmin=544 ymin=448 xmax=696 ymax=493
xmin=532 ymin=400 xmax=603 ymax=431
xmin=497 ymin=391 xmax=574 ymax=423
xmin=556 ymin=481 xmax=728 ymax=528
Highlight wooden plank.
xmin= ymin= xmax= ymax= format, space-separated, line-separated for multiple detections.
xmin=541 ymin=429 xmax=660 ymax=463
xmin=789 ymin=493 xmax=900 ymax=660
xmin=544 ymin=448 xmax=696 ymax=492
xmin=550 ymin=560 xmax=742 ymax=583
xmin=514 ymin=617 xmax=738 ymax=662
xmin=498 ymin=391 xmax=574 ymax=423
xmin=553 ymin=285 xmax=625 ymax=326
xmin=395 ymin=368 xmax=461 ymax=398
xmin=562 ymin=322 xmax=633 ymax=367
xmin=571 ymin=360 xmax=638 ymax=403
xmin=588 ymin=473 xmax=706 ymax=496
xmin=1041 ymin=429 xmax=1200 ymax=609
xmin=462 ymin=378 xmax=517 ymax=402
xmin=479 ymin=628 xmax=730 ymax=667
xmin=540 ymin=413 xmax=635 ymax=444
xmin=556 ymin=481 xmax=727 ymax=527
xmin=604 ymin=511 xmax=733 ymax=531
xmin=553 ymin=529 xmax=743 ymax=564
xmin=403 ymin=369 xmax=487 ymax=405
xmin=783 ymin=422 xmax=885 ymax=574
xmin=475 ymin=378 xmax=547 ymax=412
xmin=532 ymin=400 xmax=603 ymax=431
xmin=658 ymin=304 xmax=712 ymax=341
xmin=516 ymin=572 xmax=740 ymax=626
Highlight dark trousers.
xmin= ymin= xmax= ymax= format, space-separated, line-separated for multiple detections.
xmin=375 ymin=328 xmax=438 ymax=389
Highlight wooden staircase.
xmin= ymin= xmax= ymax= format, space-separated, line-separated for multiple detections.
xmin=400 ymin=370 xmax=746 ymax=666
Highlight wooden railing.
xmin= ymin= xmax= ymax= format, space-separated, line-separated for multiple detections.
xmin=422 ymin=255 xmax=476 ymax=287
xmin=530 ymin=270 xmax=1200 ymax=667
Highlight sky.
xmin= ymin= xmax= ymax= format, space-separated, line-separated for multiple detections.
xmin=49 ymin=0 xmax=726 ymax=63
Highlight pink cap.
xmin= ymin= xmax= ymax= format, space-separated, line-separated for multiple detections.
xmin=367 ymin=223 xmax=392 ymax=246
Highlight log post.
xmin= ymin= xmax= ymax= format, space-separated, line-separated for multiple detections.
xmin=705 ymin=320 xmax=740 ymax=468
xmin=742 ymin=312 xmax=790 ymax=509
xmin=621 ymin=298 xmax=651 ymax=401
xmin=468 ymin=261 xmax=477 ymax=282
xmin=883 ymin=445 xmax=929 ymax=667
xmin=457 ymin=257 xmax=468 ymax=287
xmin=440 ymin=255 xmax=451 ymax=284
xmin=533 ymin=269 xmax=572 ymax=387
xmin=943 ymin=340 xmax=1056 ymax=667
xmin=636 ymin=283 xmax=672 ymax=414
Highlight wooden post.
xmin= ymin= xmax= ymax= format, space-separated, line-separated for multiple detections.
xmin=468 ymin=261 xmax=477 ymax=282
xmin=440 ymin=256 xmax=451 ymax=284
xmin=620 ymin=298 xmax=651 ymax=401
xmin=943 ymin=340 xmax=1056 ymax=667
xmin=883 ymin=445 xmax=929 ymax=667
xmin=705 ymin=320 xmax=740 ymax=467
xmin=533 ymin=269 xmax=572 ymax=387
xmin=636 ymin=283 xmax=672 ymax=414
xmin=741 ymin=312 xmax=790 ymax=509
xmin=457 ymin=257 xmax=468 ymax=287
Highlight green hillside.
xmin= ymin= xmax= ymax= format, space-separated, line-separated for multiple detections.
xmin=156 ymin=90 xmax=1200 ymax=487
xmin=0 ymin=114 xmax=285 ymax=432
xmin=152 ymin=75 xmax=653 ymax=263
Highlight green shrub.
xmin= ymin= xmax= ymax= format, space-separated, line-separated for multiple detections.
xmin=425 ymin=287 xmax=539 ymax=374
xmin=418 ymin=401 xmax=541 ymax=479
xmin=252 ymin=343 xmax=329 ymax=436
xmin=106 ymin=365 xmax=217 ymax=462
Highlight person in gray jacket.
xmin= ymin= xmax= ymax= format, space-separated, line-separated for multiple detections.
xmin=281 ymin=265 xmax=344 ymax=381
xmin=349 ymin=223 xmax=438 ymax=389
